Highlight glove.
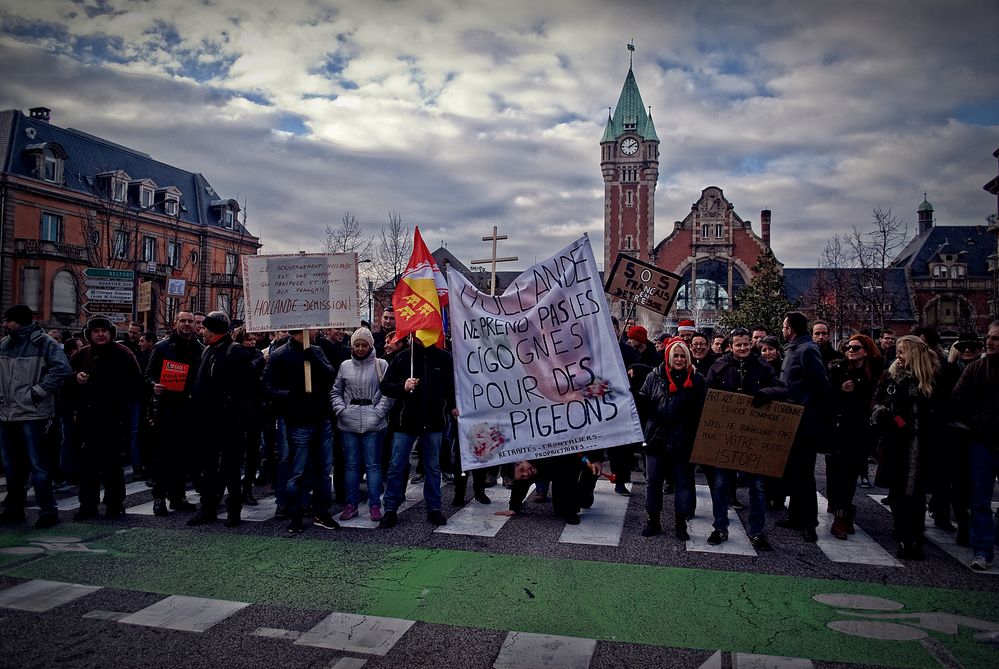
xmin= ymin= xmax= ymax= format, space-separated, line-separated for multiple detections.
xmin=751 ymin=391 xmax=772 ymax=408
xmin=302 ymin=347 xmax=317 ymax=363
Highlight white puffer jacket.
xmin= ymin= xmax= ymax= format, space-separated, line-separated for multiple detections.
xmin=330 ymin=351 xmax=392 ymax=434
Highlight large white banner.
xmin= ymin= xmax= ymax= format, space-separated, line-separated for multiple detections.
xmin=449 ymin=236 xmax=643 ymax=471
xmin=242 ymin=253 xmax=359 ymax=332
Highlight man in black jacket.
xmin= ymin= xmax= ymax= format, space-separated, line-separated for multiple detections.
xmin=778 ymin=311 xmax=831 ymax=542
xmin=69 ymin=316 xmax=143 ymax=520
xmin=379 ymin=338 xmax=455 ymax=528
xmin=187 ymin=312 xmax=256 ymax=527
xmin=706 ymin=328 xmax=787 ymax=549
xmin=262 ymin=330 xmax=338 ymax=534
xmin=145 ymin=311 xmax=204 ymax=517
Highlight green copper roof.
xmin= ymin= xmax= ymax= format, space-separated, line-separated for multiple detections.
xmin=603 ymin=68 xmax=658 ymax=142
xmin=918 ymin=197 xmax=933 ymax=212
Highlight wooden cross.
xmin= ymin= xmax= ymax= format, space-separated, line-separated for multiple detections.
xmin=470 ymin=226 xmax=518 ymax=295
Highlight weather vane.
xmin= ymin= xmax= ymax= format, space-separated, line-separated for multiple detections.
xmin=628 ymin=40 xmax=635 ymax=67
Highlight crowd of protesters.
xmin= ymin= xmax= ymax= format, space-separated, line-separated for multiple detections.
xmin=1 ymin=302 xmax=997 ymax=571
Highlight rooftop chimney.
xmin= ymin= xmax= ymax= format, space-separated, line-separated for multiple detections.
xmin=761 ymin=209 xmax=772 ymax=248
xmin=28 ymin=107 xmax=51 ymax=123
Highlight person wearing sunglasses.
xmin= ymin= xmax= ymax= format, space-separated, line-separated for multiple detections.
xmin=825 ymin=335 xmax=883 ymax=539
xmin=948 ymin=333 xmax=984 ymax=372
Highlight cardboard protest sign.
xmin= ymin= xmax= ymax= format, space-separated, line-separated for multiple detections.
xmin=603 ymin=253 xmax=682 ymax=316
xmin=242 ymin=253 xmax=359 ymax=332
xmin=160 ymin=360 xmax=190 ymax=393
xmin=689 ymin=389 xmax=802 ymax=477
xmin=449 ymin=236 xmax=643 ymax=471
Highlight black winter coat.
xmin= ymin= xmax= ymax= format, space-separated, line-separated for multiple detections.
xmin=638 ymin=365 xmax=707 ymax=456
xmin=380 ymin=343 xmax=455 ymax=434
xmin=192 ymin=335 xmax=257 ymax=422
xmin=706 ymin=352 xmax=787 ymax=400
xmin=145 ymin=332 xmax=204 ymax=401
xmin=262 ymin=338 xmax=335 ymax=425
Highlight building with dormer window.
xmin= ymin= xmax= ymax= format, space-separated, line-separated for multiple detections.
xmin=0 ymin=106 xmax=261 ymax=333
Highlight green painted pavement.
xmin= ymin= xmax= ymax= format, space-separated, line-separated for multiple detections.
xmin=2 ymin=523 xmax=998 ymax=668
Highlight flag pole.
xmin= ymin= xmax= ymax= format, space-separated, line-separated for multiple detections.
xmin=409 ymin=332 xmax=414 ymax=388
xmin=302 ymin=329 xmax=313 ymax=394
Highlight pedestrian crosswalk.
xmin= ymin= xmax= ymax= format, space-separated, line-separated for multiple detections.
xmin=6 ymin=471 xmax=994 ymax=573
xmin=0 ymin=578 xmax=815 ymax=668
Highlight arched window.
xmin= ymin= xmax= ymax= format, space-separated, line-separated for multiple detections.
xmin=51 ymin=270 xmax=77 ymax=316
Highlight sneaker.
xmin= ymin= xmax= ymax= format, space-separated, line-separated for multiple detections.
xmin=286 ymin=519 xmax=304 ymax=535
xmin=749 ymin=534 xmax=773 ymax=551
xmin=34 ymin=514 xmax=60 ymax=530
xmin=314 ymin=512 xmax=341 ymax=530
xmin=73 ymin=507 xmax=99 ymax=521
xmin=170 ymin=499 xmax=197 ymax=512
xmin=410 ymin=474 xmax=424 ymax=485
xmin=369 ymin=505 xmax=383 ymax=522
xmin=707 ymin=529 xmax=728 ymax=545
xmin=427 ymin=510 xmax=447 ymax=526
xmin=971 ymin=555 xmax=993 ymax=571
xmin=561 ymin=513 xmax=581 ymax=525
xmin=153 ymin=499 xmax=168 ymax=517
xmin=614 ymin=483 xmax=631 ymax=496
xmin=339 ymin=505 xmax=358 ymax=521
xmin=378 ymin=510 xmax=398 ymax=529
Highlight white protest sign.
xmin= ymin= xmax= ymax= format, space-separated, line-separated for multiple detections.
xmin=242 ymin=253 xmax=359 ymax=332
xmin=449 ymin=236 xmax=643 ymax=471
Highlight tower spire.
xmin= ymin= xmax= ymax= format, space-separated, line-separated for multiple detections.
xmin=627 ymin=40 xmax=635 ymax=68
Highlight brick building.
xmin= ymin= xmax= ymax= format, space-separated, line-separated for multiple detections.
xmin=0 ymin=107 xmax=260 ymax=333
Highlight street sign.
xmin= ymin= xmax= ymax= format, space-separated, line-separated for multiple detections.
xmin=84 ymin=268 xmax=134 ymax=280
xmin=85 ymin=289 xmax=134 ymax=302
xmin=83 ymin=301 xmax=132 ymax=314
xmin=137 ymin=282 xmax=152 ymax=312
xmin=88 ymin=311 xmax=129 ymax=324
xmin=85 ymin=278 xmax=133 ymax=289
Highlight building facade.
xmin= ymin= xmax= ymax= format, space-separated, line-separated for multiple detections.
xmin=0 ymin=107 xmax=260 ymax=333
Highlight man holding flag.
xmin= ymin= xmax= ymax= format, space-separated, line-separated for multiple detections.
xmin=379 ymin=227 xmax=456 ymax=528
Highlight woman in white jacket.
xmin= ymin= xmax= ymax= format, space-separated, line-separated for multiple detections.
xmin=330 ymin=328 xmax=392 ymax=521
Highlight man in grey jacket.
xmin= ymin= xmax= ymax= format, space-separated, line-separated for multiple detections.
xmin=0 ymin=305 xmax=72 ymax=528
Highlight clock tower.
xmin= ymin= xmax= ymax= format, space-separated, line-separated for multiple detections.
xmin=601 ymin=63 xmax=660 ymax=275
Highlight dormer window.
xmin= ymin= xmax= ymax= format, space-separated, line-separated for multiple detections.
xmin=23 ymin=142 xmax=67 ymax=184
xmin=98 ymin=170 xmax=131 ymax=202
xmin=128 ymin=179 xmax=158 ymax=209
xmin=155 ymin=187 xmax=182 ymax=216
xmin=211 ymin=198 xmax=240 ymax=230
xmin=141 ymin=187 xmax=153 ymax=208
xmin=623 ymin=115 xmax=637 ymax=131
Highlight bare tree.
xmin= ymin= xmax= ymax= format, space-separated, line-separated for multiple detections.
xmin=805 ymin=235 xmax=855 ymax=341
xmin=323 ymin=211 xmax=372 ymax=258
xmin=845 ymin=208 xmax=910 ymax=333
xmin=374 ymin=212 xmax=411 ymax=291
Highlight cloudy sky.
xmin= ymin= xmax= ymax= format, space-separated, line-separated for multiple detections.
xmin=2 ymin=0 xmax=998 ymax=272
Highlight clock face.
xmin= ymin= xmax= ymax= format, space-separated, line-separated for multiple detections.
xmin=620 ymin=138 xmax=639 ymax=155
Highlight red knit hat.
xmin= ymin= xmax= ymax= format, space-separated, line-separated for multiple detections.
xmin=627 ymin=325 xmax=648 ymax=344
xmin=663 ymin=338 xmax=695 ymax=393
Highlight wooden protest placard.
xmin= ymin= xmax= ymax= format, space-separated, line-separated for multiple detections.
xmin=160 ymin=360 xmax=190 ymax=393
xmin=689 ymin=389 xmax=803 ymax=478
xmin=603 ymin=253 xmax=682 ymax=316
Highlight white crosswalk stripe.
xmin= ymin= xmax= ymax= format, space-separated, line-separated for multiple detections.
xmin=293 ymin=611 xmax=415 ymax=655
xmin=118 ymin=594 xmax=250 ymax=632
xmin=436 ymin=486 xmax=515 ymax=537
xmin=493 ymin=631 xmax=597 ymax=669
xmin=337 ymin=482 xmax=425 ymax=528
xmin=26 ymin=480 xmax=152 ymax=511
xmin=814 ymin=492 xmax=901 ymax=567
xmin=0 ymin=579 xmax=101 ymax=612
xmin=560 ymin=479 xmax=630 ymax=546
xmin=685 ymin=485 xmax=756 ymax=556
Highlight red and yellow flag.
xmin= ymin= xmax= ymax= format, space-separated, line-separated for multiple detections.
xmin=392 ymin=227 xmax=448 ymax=348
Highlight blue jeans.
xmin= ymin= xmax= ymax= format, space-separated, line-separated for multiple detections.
xmin=274 ymin=417 xmax=289 ymax=506
xmin=708 ymin=467 xmax=729 ymax=532
xmin=385 ymin=431 xmax=442 ymax=513
xmin=284 ymin=419 xmax=332 ymax=520
xmin=0 ymin=420 xmax=56 ymax=515
xmin=343 ymin=430 xmax=384 ymax=508
xmin=646 ymin=451 xmax=696 ymax=519
xmin=969 ymin=442 xmax=999 ymax=561
xmin=744 ymin=473 xmax=766 ymax=536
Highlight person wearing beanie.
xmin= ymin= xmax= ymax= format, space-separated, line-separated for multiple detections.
xmin=0 ymin=304 xmax=72 ymax=528
xmin=68 ymin=316 xmax=143 ymax=520
xmin=704 ymin=328 xmax=788 ymax=550
xmin=188 ymin=311 xmax=256 ymax=528
xmin=637 ymin=338 xmax=707 ymax=540
xmin=330 ymin=326 xmax=393 ymax=522
xmin=626 ymin=325 xmax=661 ymax=367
